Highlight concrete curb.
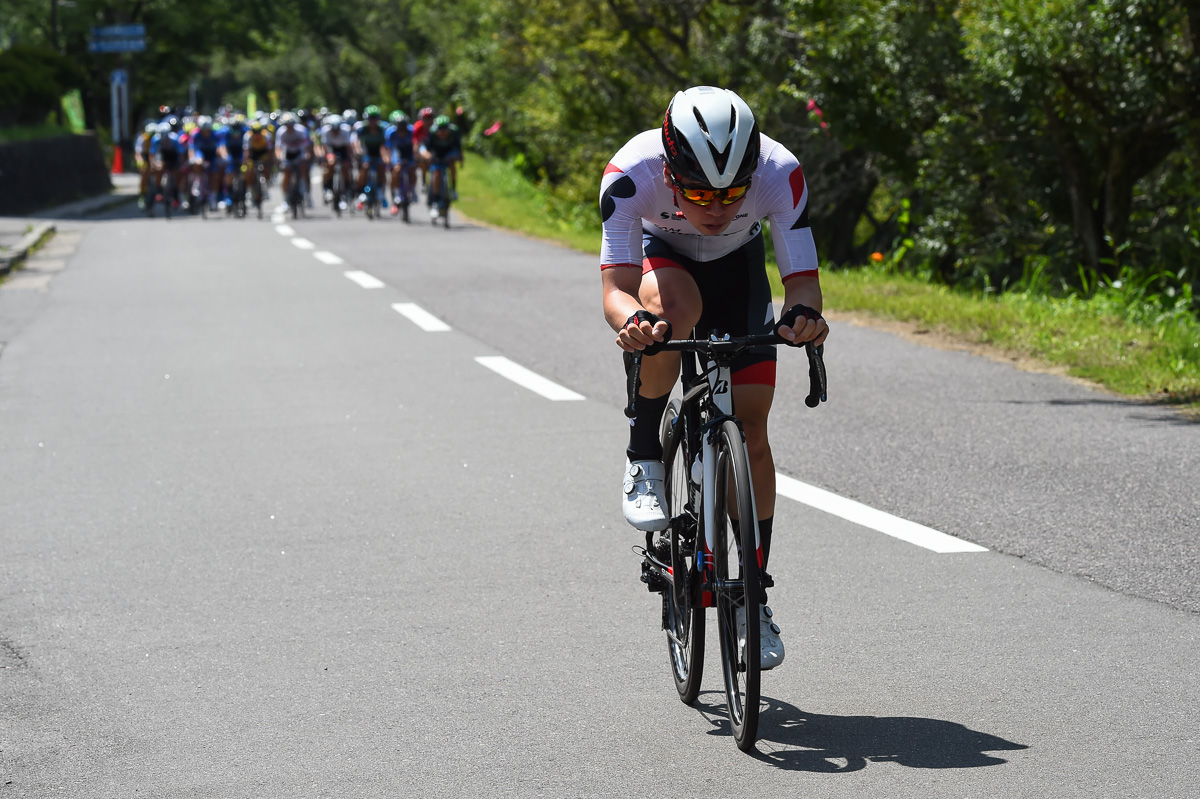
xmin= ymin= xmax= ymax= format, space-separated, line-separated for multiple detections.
xmin=43 ymin=184 xmax=140 ymax=221
xmin=0 ymin=221 xmax=56 ymax=279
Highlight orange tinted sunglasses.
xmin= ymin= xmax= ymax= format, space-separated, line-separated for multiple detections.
xmin=671 ymin=174 xmax=750 ymax=206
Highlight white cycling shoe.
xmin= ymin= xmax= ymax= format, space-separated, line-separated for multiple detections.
xmin=737 ymin=604 xmax=786 ymax=670
xmin=622 ymin=459 xmax=669 ymax=532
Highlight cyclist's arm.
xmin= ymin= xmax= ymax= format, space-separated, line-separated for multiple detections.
xmin=601 ymin=265 xmax=669 ymax=352
xmin=778 ymin=272 xmax=828 ymax=346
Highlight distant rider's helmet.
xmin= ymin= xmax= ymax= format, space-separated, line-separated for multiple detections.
xmin=433 ymin=115 xmax=452 ymax=131
xmin=661 ymin=86 xmax=760 ymax=189
xmin=419 ymin=107 xmax=434 ymax=120
xmin=198 ymin=116 xmax=213 ymax=131
xmin=325 ymin=114 xmax=343 ymax=127
xmin=389 ymin=110 xmax=405 ymax=124
xmin=364 ymin=105 xmax=382 ymax=120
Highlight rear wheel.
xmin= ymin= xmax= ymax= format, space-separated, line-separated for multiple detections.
xmin=660 ymin=400 xmax=704 ymax=704
xmin=712 ymin=419 xmax=761 ymax=752
xmin=163 ymin=174 xmax=174 ymax=220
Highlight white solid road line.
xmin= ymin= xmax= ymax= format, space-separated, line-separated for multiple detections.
xmin=291 ymin=238 xmax=315 ymax=250
xmin=392 ymin=303 xmax=451 ymax=332
xmin=474 ymin=356 xmax=585 ymax=401
xmin=344 ymin=270 xmax=386 ymax=289
xmin=775 ymin=473 xmax=988 ymax=553
xmin=313 ymin=251 xmax=344 ymax=265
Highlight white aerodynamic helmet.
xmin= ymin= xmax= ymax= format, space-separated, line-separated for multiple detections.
xmin=661 ymin=86 xmax=760 ymax=189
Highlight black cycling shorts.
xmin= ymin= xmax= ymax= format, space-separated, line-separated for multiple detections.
xmin=642 ymin=229 xmax=777 ymax=386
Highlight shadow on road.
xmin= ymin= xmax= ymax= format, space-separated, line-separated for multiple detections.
xmin=692 ymin=691 xmax=1028 ymax=770
xmin=1005 ymin=396 xmax=1199 ymax=426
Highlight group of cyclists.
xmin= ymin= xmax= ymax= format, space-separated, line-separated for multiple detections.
xmin=135 ymin=104 xmax=464 ymax=219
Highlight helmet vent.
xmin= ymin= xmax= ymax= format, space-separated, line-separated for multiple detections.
xmin=692 ymin=107 xmax=709 ymax=135
xmin=708 ymin=141 xmax=730 ymax=172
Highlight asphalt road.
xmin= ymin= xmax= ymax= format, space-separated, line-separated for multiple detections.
xmin=1 ymin=195 xmax=1197 ymax=796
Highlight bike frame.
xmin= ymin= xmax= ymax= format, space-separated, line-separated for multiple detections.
xmin=682 ymin=344 xmax=762 ymax=587
xmin=633 ymin=332 xmax=826 ymax=600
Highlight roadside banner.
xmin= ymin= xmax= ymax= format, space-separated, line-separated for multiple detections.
xmin=247 ymin=92 xmax=257 ymax=117
xmin=61 ymin=90 xmax=86 ymax=133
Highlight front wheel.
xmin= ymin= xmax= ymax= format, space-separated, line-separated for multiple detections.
xmin=712 ymin=419 xmax=761 ymax=752
xmin=660 ymin=400 xmax=704 ymax=704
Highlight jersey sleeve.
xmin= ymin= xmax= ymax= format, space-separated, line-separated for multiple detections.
xmin=757 ymin=144 xmax=819 ymax=282
xmin=598 ymin=162 xmax=645 ymax=267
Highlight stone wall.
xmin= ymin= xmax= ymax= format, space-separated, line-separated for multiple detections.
xmin=0 ymin=134 xmax=112 ymax=215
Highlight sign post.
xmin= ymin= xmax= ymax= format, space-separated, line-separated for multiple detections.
xmin=109 ymin=69 xmax=130 ymax=173
xmin=110 ymin=68 xmax=128 ymax=144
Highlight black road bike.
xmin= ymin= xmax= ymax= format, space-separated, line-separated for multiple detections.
xmin=632 ymin=332 xmax=826 ymax=752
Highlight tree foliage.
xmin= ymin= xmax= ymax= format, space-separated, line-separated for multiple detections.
xmin=2 ymin=0 xmax=1196 ymax=302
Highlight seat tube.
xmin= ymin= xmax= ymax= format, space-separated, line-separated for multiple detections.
xmin=701 ymin=361 xmax=733 ymax=556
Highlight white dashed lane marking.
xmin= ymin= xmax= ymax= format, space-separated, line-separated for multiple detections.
xmin=286 ymin=232 xmax=979 ymax=555
xmin=474 ymin=356 xmax=585 ymax=401
xmin=392 ymin=303 xmax=451 ymax=332
xmin=344 ymin=271 xmax=386 ymax=289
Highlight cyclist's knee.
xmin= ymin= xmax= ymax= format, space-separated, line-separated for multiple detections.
xmin=638 ymin=270 xmax=701 ymax=333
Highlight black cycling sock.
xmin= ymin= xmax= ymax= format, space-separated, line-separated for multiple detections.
xmin=759 ymin=516 xmax=774 ymax=571
xmin=625 ymin=391 xmax=671 ymax=462
xmin=732 ymin=516 xmax=774 ymax=605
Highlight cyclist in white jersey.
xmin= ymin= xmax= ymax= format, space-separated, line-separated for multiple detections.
xmin=275 ymin=113 xmax=312 ymax=210
xmin=317 ymin=114 xmax=353 ymax=207
xmin=600 ymin=86 xmax=829 ymax=670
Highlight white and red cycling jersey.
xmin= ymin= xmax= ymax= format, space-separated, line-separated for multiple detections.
xmin=276 ymin=123 xmax=311 ymax=157
xmin=599 ymin=129 xmax=818 ymax=281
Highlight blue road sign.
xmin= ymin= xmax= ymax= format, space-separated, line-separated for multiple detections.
xmin=111 ymin=69 xmax=128 ymax=86
xmin=88 ymin=39 xmax=146 ymax=53
xmin=91 ymin=24 xmax=146 ymax=38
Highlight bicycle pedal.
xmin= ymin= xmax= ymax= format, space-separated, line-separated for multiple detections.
xmin=640 ymin=560 xmax=667 ymax=593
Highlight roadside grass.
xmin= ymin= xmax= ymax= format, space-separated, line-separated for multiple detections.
xmin=456 ymin=156 xmax=598 ymax=252
xmin=456 ymin=154 xmax=1200 ymax=416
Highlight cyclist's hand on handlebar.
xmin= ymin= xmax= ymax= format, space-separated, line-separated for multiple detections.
xmin=777 ymin=303 xmax=829 ymax=347
xmin=617 ymin=310 xmax=672 ymax=355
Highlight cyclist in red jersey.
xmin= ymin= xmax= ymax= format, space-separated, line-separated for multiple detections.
xmin=600 ymin=86 xmax=829 ymax=670
xmin=411 ymin=107 xmax=436 ymax=187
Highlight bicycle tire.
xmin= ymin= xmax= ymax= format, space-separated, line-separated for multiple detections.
xmin=660 ymin=400 xmax=705 ymax=704
xmin=164 ymin=174 xmax=174 ymax=220
xmin=712 ymin=418 xmax=761 ymax=752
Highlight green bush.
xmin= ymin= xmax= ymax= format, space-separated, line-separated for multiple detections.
xmin=0 ymin=45 xmax=86 ymax=127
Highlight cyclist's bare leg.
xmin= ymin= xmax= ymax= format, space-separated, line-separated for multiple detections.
xmin=430 ymin=165 xmax=443 ymax=201
xmin=635 ymin=266 xmax=702 ymax=397
xmin=731 ymin=383 xmax=775 ymax=520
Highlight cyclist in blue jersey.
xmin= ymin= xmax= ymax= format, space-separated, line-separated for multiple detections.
xmin=352 ymin=106 xmax=390 ymax=211
xmin=217 ymin=114 xmax=248 ymax=209
xmin=385 ymin=110 xmax=416 ymax=214
xmin=188 ymin=117 xmax=222 ymax=211
xmin=150 ymin=121 xmax=186 ymax=207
